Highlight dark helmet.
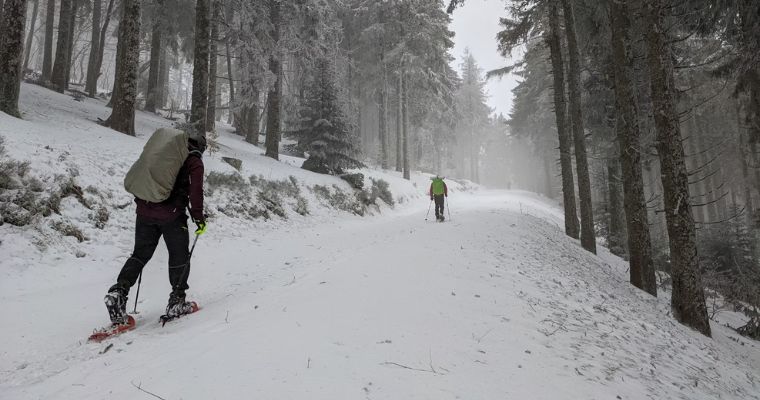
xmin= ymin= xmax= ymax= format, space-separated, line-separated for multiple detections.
xmin=188 ymin=134 xmax=207 ymax=154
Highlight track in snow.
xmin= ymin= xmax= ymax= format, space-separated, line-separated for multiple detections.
xmin=1 ymin=191 xmax=759 ymax=400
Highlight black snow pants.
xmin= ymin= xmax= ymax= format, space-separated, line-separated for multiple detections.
xmin=111 ymin=215 xmax=191 ymax=296
xmin=434 ymin=194 xmax=445 ymax=219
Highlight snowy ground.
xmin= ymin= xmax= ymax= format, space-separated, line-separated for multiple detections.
xmin=1 ymin=84 xmax=760 ymax=399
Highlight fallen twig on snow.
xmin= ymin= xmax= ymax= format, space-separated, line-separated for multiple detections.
xmin=474 ymin=327 xmax=496 ymax=343
xmin=99 ymin=343 xmax=113 ymax=354
xmin=381 ymin=361 xmax=445 ymax=375
xmin=131 ymin=381 xmax=167 ymax=400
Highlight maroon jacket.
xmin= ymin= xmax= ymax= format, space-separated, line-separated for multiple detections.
xmin=136 ymin=154 xmax=205 ymax=222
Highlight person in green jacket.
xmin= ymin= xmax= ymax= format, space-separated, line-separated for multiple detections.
xmin=429 ymin=176 xmax=448 ymax=222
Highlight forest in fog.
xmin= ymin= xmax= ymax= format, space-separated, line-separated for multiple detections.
xmin=1 ymin=0 xmax=759 ymax=338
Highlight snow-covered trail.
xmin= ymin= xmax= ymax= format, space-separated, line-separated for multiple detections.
xmin=2 ymin=191 xmax=759 ymax=400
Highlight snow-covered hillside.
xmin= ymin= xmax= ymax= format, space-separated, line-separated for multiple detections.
xmin=1 ymin=84 xmax=759 ymax=399
xmin=0 ymin=84 xmax=476 ymax=270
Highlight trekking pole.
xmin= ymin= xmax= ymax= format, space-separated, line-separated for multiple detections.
xmin=447 ymin=197 xmax=452 ymax=222
xmin=189 ymin=233 xmax=200 ymax=258
xmin=132 ymin=272 xmax=142 ymax=314
xmin=425 ymin=199 xmax=433 ymax=221
xmin=177 ymin=233 xmax=200 ymax=292
xmin=177 ymin=208 xmax=202 ymax=294
xmin=133 ymin=234 xmax=200 ymax=314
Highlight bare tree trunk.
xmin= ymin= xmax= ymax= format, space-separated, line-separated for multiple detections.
xmin=104 ymin=0 xmax=140 ymax=136
xmin=684 ymin=116 xmax=708 ymax=223
xmin=378 ymin=6 xmax=389 ymax=170
xmin=402 ymin=69 xmax=410 ymax=180
xmin=739 ymin=104 xmax=759 ymax=261
xmin=89 ymin=0 xmax=113 ymax=97
xmin=174 ymin=64 xmax=183 ymax=112
xmin=643 ymin=0 xmax=710 ymax=336
xmin=747 ymin=70 xmax=760 ymax=144
xmin=695 ymin=122 xmax=719 ymax=223
xmin=41 ymin=0 xmax=54 ymax=81
xmin=264 ymin=75 xmax=281 ymax=158
xmin=85 ymin=0 xmax=101 ymax=96
xmin=158 ymin=47 xmax=168 ymax=106
xmin=378 ymin=84 xmax=388 ymax=169
xmin=189 ymin=0 xmax=210 ymax=134
xmin=144 ymin=4 xmax=162 ymax=112
xmin=470 ymin=130 xmax=478 ymax=182
xmin=63 ymin=0 xmax=78 ymax=90
xmin=206 ymin=0 xmax=220 ymax=132
xmin=545 ymin=2 xmax=580 ymax=239
xmin=264 ymin=0 xmax=280 ymax=159
xmin=395 ymin=71 xmax=402 ymax=172
xmin=22 ymin=0 xmax=39 ymax=71
xmin=225 ymin=39 xmax=234 ymax=124
xmin=561 ymin=0 xmax=596 ymax=253
xmin=606 ymin=158 xmax=627 ymax=258
xmin=243 ymin=97 xmax=259 ymax=145
xmin=106 ymin=25 xmax=121 ymax=107
xmin=543 ymin=153 xmax=554 ymax=198
xmin=739 ymin=103 xmax=756 ymax=219
xmin=608 ymin=0 xmax=656 ymax=295
xmin=0 ymin=0 xmax=5 ymax=32
xmin=0 ymin=0 xmax=26 ymax=117
xmin=50 ymin=0 xmax=72 ymax=92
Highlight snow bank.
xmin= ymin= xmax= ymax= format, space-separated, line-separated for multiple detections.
xmin=0 ymin=83 xmax=455 ymax=270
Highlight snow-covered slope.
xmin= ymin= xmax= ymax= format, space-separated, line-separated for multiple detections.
xmin=0 ymin=84 xmax=473 ymax=271
xmin=1 ymin=84 xmax=759 ymax=399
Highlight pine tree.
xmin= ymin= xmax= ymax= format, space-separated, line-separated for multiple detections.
xmin=455 ymin=49 xmax=490 ymax=183
xmin=545 ymin=2 xmax=580 ymax=240
xmin=560 ymin=0 xmax=596 ymax=254
xmin=0 ymin=0 xmax=27 ymax=117
xmin=298 ymin=57 xmax=363 ymax=175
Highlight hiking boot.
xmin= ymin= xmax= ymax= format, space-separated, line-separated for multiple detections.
xmin=104 ymin=287 xmax=128 ymax=325
xmin=165 ymin=291 xmax=195 ymax=318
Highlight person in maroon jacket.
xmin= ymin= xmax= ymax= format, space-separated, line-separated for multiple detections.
xmin=104 ymin=135 xmax=207 ymax=325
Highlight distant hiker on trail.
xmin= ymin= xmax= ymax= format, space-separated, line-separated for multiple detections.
xmin=429 ymin=176 xmax=448 ymax=222
xmin=104 ymin=130 xmax=207 ymax=327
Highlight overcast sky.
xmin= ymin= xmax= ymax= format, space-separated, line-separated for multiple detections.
xmin=449 ymin=0 xmax=518 ymax=118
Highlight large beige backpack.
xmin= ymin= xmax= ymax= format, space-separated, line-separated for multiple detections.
xmin=124 ymin=128 xmax=189 ymax=203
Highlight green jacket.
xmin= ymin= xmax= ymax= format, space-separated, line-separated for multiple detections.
xmin=429 ymin=178 xmax=448 ymax=196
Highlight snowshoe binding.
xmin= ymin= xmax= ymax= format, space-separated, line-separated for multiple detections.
xmin=104 ymin=288 xmax=129 ymax=325
xmin=160 ymin=292 xmax=199 ymax=326
xmin=89 ymin=288 xmax=135 ymax=342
